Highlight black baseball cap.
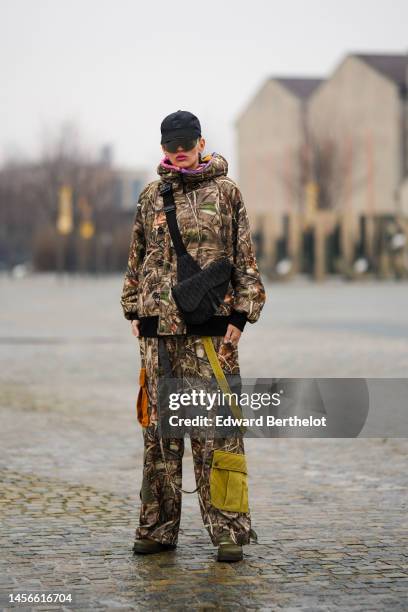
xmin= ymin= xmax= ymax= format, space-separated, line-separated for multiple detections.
xmin=160 ymin=110 xmax=201 ymax=144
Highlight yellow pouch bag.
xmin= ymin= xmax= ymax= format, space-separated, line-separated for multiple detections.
xmin=210 ymin=449 xmax=249 ymax=513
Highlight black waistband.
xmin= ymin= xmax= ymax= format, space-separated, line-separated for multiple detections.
xmin=138 ymin=315 xmax=231 ymax=337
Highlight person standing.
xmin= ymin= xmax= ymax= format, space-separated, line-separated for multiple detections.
xmin=120 ymin=110 xmax=266 ymax=561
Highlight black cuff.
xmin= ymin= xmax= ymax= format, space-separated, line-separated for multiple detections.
xmin=229 ymin=309 xmax=248 ymax=332
xmin=126 ymin=312 xmax=139 ymax=321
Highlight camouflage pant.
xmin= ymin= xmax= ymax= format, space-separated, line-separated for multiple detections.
xmin=135 ymin=334 xmax=253 ymax=547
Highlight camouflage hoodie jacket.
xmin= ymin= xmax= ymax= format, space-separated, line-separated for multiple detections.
xmin=120 ymin=152 xmax=266 ymax=335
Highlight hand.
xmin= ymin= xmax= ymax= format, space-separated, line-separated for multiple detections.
xmin=131 ymin=320 xmax=140 ymax=337
xmin=223 ymin=323 xmax=241 ymax=347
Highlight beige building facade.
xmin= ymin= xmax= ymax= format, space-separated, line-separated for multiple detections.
xmin=308 ymin=53 xmax=408 ymax=217
xmin=236 ymin=52 xmax=408 ymax=274
xmin=236 ymin=77 xmax=322 ymax=233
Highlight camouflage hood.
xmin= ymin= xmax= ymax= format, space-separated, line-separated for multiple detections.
xmin=157 ymin=152 xmax=229 ymax=186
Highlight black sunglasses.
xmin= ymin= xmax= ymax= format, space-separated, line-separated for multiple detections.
xmin=163 ymin=138 xmax=198 ymax=153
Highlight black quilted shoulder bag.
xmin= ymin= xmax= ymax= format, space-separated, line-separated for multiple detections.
xmin=159 ymin=181 xmax=232 ymax=325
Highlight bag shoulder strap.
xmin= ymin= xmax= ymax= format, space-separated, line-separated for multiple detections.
xmin=201 ymin=336 xmax=247 ymax=434
xmin=159 ymin=180 xmax=229 ymax=257
xmin=159 ymin=182 xmax=187 ymax=257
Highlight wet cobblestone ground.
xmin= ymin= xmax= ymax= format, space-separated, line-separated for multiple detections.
xmin=0 ymin=274 xmax=407 ymax=610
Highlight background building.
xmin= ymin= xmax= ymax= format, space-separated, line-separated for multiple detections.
xmin=308 ymin=53 xmax=408 ymax=213
xmin=236 ymin=76 xmax=323 ymax=233
xmin=236 ymin=51 xmax=408 ymax=278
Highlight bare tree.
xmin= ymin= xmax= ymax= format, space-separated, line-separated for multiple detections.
xmin=282 ymin=134 xmax=350 ymax=214
xmin=0 ymin=121 xmax=118 ymax=270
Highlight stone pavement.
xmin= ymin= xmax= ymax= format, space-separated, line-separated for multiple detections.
xmin=0 ymin=274 xmax=407 ymax=610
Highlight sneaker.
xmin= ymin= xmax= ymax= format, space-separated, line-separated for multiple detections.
xmin=132 ymin=538 xmax=177 ymax=554
xmin=217 ymin=535 xmax=243 ymax=562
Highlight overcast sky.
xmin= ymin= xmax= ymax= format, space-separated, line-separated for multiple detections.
xmin=1 ymin=0 xmax=407 ymax=180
